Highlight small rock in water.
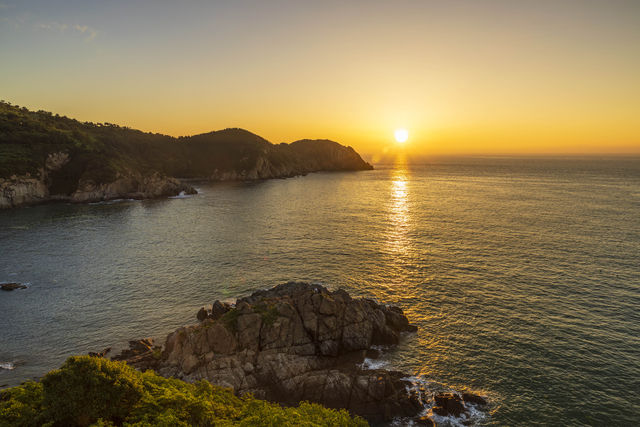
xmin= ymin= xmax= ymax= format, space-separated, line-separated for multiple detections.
xmin=432 ymin=392 xmax=466 ymax=417
xmin=462 ymin=391 xmax=488 ymax=406
xmin=1 ymin=282 xmax=27 ymax=291
xmin=0 ymin=362 xmax=15 ymax=370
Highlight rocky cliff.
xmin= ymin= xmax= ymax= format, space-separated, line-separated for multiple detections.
xmin=0 ymin=102 xmax=373 ymax=208
xmin=112 ymin=283 xmax=488 ymax=424
xmin=0 ymin=151 xmax=196 ymax=208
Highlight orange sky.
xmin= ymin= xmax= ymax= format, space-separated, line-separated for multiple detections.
xmin=1 ymin=1 xmax=639 ymax=157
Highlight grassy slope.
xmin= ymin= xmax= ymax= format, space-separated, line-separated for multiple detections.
xmin=0 ymin=356 xmax=367 ymax=427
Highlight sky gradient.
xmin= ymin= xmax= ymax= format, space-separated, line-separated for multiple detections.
xmin=1 ymin=0 xmax=639 ymax=158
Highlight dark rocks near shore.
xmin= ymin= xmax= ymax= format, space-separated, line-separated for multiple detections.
xmin=0 ymin=282 xmax=27 ymax=291
xmin=113 ymin=282 xmax=488 ymax=423
xmin=196 ymin=307 xmax=208 ymax=321
xmin=431 ymin=391 xmax=488 ymax=419
xmin=112 ymin=338 xmax=162 ymax=371
xmin=88 ymin=347 xmax=111 ymax=358
xmin=211 ymin=300 xmax=232 ymax=319
xmin=433 ymin=393 xmax=465 ymax=417
xmin=197 ymin=300 xmax=232 ymax=321
xmin=462 ymin=391 xmax=488 ymax=406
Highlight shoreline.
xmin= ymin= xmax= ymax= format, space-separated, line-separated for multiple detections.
xmin=107 ymin=282 xmax=489 ymax=425
xmin=0 ymin=168 xmax=374 ymax=210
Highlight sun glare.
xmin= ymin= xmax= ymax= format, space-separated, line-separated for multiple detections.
xmin=394 ymin=128 xmax=409 ymax=143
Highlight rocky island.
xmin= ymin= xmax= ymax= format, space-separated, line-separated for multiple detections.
xmin=112 ymin=282 xmax=488 ymax=425
xmin=0 ymin=102 xmax=372 ymax=208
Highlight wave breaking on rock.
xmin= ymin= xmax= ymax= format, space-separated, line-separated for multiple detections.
xmin=111 ymin=282 xmax=489 ymax=424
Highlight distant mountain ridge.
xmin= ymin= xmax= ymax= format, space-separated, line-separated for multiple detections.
xmin=0 ymin=102 xmax=372 ymax=208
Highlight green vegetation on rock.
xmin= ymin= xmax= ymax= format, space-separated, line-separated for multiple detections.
xmin=253 ymin=303 xmax=280 ymax=327
xmin=0 ymin=356 xmax=367 ymax=427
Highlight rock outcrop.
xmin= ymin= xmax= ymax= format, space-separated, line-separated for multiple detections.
xmin=0 ymin=175 xmax=48 ymax=209
xmin=0 ymin=157 xmax=197 ymax=208
xmin=115 ymin=283 xmax=421 ymax=422
xmin=71 ymin=172 xmax=196 ymax=203
xmin=113 ymin=282 xmax=490 ymax=424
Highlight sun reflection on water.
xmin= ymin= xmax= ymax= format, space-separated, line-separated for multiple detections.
xmin=385 ymin=160 xmax=412 ymax=258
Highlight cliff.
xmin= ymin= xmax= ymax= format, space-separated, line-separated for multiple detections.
xmin=0 ymin=102 xmax=373 ymax=208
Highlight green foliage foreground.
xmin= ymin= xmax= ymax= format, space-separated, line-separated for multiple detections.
xmin=0 ymin=356 xmax=367 ymax=427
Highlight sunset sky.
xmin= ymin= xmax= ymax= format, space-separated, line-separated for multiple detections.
xmin=1 ymin=0 xmax=639 ymax=157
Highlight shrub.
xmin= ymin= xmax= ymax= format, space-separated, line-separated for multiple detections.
xmin=41 ymin=356 xmax=143 ymax=425
xmin=0 ymin=356 xmax=367 ymax=427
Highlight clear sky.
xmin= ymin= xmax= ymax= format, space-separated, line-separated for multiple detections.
xmin=1 ymin=0 xmax=639 ymax=157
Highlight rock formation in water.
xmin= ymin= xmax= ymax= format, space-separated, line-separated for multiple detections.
xmin=112 ymin=282 xmax=488 ymax=423
xmin=0 ymin=102 xmax=373 ymax=208
xmin=0 ymin=282 xmax=27 ymax=291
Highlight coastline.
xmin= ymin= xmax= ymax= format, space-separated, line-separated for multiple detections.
xmin=107 ymin=282 xmax=489 ymax=425
xmin=0 ymin=167 xmax=373 ymax=210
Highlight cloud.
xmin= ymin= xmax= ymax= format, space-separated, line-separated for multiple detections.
xmin=74 ymin=24 xmax=98 ymax=41
xmin=36 ymin=21 xmax=98 ymax=41
xmin=38 ymin=22 xmax=69 ymax=32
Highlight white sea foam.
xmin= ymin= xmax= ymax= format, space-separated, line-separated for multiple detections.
xmin=0 ymin=362 xmax=15 ymax=370
xmin=169 ymin=191 xmax=196 ymax=199
xmin=89 ymin=198 xmax=139 ymax=205
xmin=396 ymin=375 xmax=489 ymax=426
xmin=359 ymin=358 xmax=389 ymax=370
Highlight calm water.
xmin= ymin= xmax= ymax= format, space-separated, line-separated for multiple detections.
xmin=1 ymin=157 xmax=639 ymax=425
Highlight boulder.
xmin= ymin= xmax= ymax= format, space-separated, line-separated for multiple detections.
xmin=463 ymin=391 xmax=488 ymax=406
xmin=0 ymin=283 xmax=27 ymax=291
xmin=210 ymin=300 xmax=231 ymax=319
xmin=196 ymin=307 xmax=208 ymax=321
xmin=433 ymin=392 xmax=466 ymax=417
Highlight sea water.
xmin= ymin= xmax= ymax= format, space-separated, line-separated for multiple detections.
xmin=1 ymin=157 xmax=639 ymax=425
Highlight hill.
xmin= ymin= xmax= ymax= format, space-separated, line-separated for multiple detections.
xmin=0 ymin=102 xmax=372 ymax=208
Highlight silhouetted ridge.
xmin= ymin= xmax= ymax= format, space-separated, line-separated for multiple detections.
xmin=0 ymin=102 xmax=373 ymax=208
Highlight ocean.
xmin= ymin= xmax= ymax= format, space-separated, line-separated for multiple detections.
xmin=1 ymin=157 xmax=639 ymax=425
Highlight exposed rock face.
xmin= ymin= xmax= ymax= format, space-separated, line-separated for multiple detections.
xmin=0 ymin=166 xmax=197 ymax=208
xmin=207 ymin=141 xmax=373 ymax=181
xmin=71 ymin=172 xmax=196 ymax=203
xmin=116 ymin=282 xmax=422 ymax=422
xmin=0 ymin=152 xmax=71 ymax=208
xmin=0 ymin=176 xmax=48 ymax=209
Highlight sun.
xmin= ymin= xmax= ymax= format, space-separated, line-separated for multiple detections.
xmin=394 ymin=128 xmax=409 ymax=143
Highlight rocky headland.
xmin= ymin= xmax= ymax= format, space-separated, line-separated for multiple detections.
xmin=111 ymin=282 xmax=488 ymax=425
xmin=0 ymin=102 xmax=373 ymax=208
